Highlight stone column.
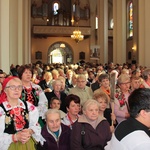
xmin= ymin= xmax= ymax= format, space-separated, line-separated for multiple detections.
xmin=0 ymin=0 xmax=10 ymax=73
xmin=138 ymin=0 xmax=150 ymax=67
xmin=113 ymin=0 xmax=126 ymax=64
xmin=23 ymin=0 xmax=31 ymax=64
xmin=98 ymin=0 xmax=108 ymax=64
xmin=0 ymin=0 xmax=31 ymax=73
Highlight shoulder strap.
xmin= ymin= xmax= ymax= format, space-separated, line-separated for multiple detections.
xmin=81 ymin=123 xmax=85 ymax=148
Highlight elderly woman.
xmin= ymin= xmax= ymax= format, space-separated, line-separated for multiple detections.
xmin=62 ymin=94 xmax=80 ymax=129
xmin=114 ymin=74 xmax=130 ymax=124
xmin=45 ymin=79 xmax=67 ymax=113
xmin=38 ymin=71 xmax=53 ymax=92
xmin=38 ymin=109 xmax=71 ymax=150
xmin=140 ymin=68 xmax=150 ymax=88
xmin=71 ymin=99 xmax=111 ymax=150
xmin=0 ymin=76 xmax=43 ymax=150
xmin=18 ymin=65 xmax=48 ymax=126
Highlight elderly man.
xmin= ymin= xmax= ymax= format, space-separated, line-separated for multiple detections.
xmin=38 ymin=109 xmax=71 ymax=150
xmin=105 ymin=88 xmax=150 ymax=150
xmin=68 ymin=74 xmax=93 ymax=106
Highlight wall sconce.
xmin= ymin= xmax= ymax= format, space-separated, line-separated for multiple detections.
xmin=132 ymin=45 xmax=136 ymax=52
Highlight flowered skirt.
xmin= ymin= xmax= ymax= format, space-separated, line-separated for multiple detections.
xmin=8 ymin=138 xmax=36 ymax=150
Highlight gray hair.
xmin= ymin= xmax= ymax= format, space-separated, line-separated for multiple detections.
xmin=45 ymin=109 xmax=61 ymax=120
xmin=82 ymin=99 xmax=100 ymax=111
xmin=52 ymin=79 xmax=62 ymax=88
xmin=142 ymin=68 xmax=150 ymax=80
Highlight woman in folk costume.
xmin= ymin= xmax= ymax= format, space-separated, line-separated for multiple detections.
xmin=114 ymin=74 xmax=131 ymax=124
xmin=18 ymin=65 xmax=48 ymax=126
xmin=0 ymin=76 xmax=44 ymax=150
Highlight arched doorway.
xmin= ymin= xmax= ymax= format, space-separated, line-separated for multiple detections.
xmin=47 ymin=42 xmax=73 ymax=64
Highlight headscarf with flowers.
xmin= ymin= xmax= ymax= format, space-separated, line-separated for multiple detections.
xmin=115 ymin=88 xmax=126 ymax=107
xmin=0 ymin=76 xmax=18 ymax=104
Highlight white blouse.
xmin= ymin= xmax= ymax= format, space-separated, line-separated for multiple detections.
xmin=0 ymin=99 xmax=44 ymax=150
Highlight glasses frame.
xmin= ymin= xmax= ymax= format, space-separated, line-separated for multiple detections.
xmin=5 ymin=85 xmax=23 ymax=91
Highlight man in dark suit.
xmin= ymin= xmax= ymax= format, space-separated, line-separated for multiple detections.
xmin=91 ymin=80 xmax=100 ymax=92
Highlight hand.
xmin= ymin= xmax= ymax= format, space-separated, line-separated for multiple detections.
xmin=111 ymin=113 xmax=116 ymax=121
xmin=125 ymin=112 xmax=130 ymax=119
xmin=44 ymin=88 xmax=52 ymax=92
xmin=110 ymin=125 xmax=115 ymax=133
xmin=16 ymin=129 xmax=33 ymax=144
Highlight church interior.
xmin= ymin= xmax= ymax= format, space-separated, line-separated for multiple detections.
xmin=0 ymin=0 xmax=150 ymax=73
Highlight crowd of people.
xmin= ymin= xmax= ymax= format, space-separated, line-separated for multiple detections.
xmin=0 ymin=61 xmax=150 ymax=150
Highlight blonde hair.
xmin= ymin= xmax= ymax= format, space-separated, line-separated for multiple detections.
xmin=52 ymin=69 xmax=59 ymax=76
xmin=117 ymin=74 xmax=130 ymax=85
xmin=77 ymin=74 xmax=86 ymax=81
xmin=93 ymin=91 xmax=109 ymax=104
xmin=121 ymin=69 xmax=129 ymax=75
xmin=44 ymin=72 xmax=52 ymax=80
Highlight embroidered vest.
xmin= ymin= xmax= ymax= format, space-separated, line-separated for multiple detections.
xmin=21 ymin=88 xmax=39 ymax=106
xmin=0 ymin=101 xmax=29 ymax=134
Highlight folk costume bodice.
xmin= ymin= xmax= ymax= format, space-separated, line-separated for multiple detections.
xmin=0 ymin=100 xmax=29 ymax=134
xmin=21 ymin=85 xmax=39 ymax=106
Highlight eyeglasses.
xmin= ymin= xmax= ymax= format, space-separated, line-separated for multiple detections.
xmin=0 ymin=76 xmax=5 ymax=78
xmin=77 ymin=80 xmax=86 ymax=83
xmin=120 ymin=82 xmax=130 ymax=85
xmin=6 ymin=85 xmax=23 ymax=91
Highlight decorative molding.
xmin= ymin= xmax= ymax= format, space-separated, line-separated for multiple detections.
xmin=33 ymin=26 xmax=91 ymax=36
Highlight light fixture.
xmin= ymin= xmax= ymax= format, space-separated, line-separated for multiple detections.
xmin=71 ymin=29 xmax=84 ymax=43
xmin=60 ymin=43 xmax=65 ymax=48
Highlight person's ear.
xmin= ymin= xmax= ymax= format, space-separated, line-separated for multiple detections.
xmin=66 ymin=107 xmax=69 ymax=112
xmin=83 ymin=110 xmax=86 ymax=115
xmin=139 ymin=110 xmax=148 ymax=118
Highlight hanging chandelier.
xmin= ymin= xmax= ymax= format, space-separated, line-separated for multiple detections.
xmin=71 ymin=29 xmax=84 ymax=43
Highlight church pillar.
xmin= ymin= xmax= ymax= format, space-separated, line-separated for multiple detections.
xmin=0 ymin=0 xmax=10 ymax=73
xmin=113 ymin=0 xmax=126 ymax=64
xmin=0 ymin=0 xmax=31 ymax=73
xmin=138 ymin=0 xmax=150 ymax=67
xmin=98 ymin=0 xmax=108 ymax=64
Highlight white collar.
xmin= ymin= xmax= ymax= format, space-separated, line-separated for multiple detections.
xmin=3 ymin=99 xmax=26 ymax=111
